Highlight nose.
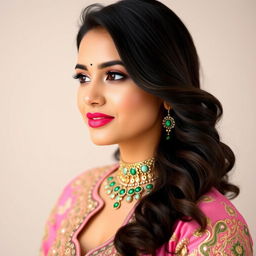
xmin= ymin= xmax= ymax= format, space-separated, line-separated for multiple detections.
xmin=83 ymin=81 xmax=106 ymax=106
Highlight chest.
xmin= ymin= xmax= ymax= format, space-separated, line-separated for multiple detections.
xmin=77 ymin=179 xmax=136 ymax=255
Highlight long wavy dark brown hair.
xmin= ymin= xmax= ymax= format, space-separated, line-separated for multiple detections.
xmin=75 ymin=0 xmax=239 ymax=255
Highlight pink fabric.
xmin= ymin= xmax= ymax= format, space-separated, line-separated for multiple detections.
xmin=40 ymin=163 xmax=253 ymax=256
xmin=144 ymin=187 xmax=254 ymax=255
xmin=40 ymin=175 xmax=79 ymax=255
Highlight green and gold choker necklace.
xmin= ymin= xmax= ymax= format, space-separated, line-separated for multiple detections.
xmin=104 ymin=157 xmax=158 ymax=209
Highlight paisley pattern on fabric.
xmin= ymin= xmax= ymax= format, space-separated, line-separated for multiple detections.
xmin=168 ymin=190 xmax=253 ymax=256
xmin=197 ymin=218 xmax=251 ymax=255
xmin=40 ymin=163 xmax=253 ymax=256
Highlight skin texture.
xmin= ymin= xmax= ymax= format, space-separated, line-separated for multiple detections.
xmin=75 ymin=27 xmax=170 ymax=163
xmin=74 ymin=27 xmax=173 ymax=254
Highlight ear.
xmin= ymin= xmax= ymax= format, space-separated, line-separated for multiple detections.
xmin=163 ymin=101 xmax=172 ymax=110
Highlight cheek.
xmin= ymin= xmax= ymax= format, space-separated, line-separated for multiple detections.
xmin=117 ymin=89 xmax=161 ymax=123
xmin=77 ymin=90 xmax=84 ymax=115
xmin=119 ymin=91 xmax=144 ymax=112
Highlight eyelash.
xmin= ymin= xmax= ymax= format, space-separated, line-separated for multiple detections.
xmin=72 ymin=71 xmax=127 ymax=84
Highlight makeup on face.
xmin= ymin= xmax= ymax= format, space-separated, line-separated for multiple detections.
xmin=88 ymin=117 xmax=114 ymax=128
xmin=87 ymin=112 xmax=115 ymax=128
xmin=73 ymin=60 xmax=128 ymax=85
xmin=75 ymin=60 xmax=125 ymax=71
xmin=76 ymin=28 xmax=163 ymax=148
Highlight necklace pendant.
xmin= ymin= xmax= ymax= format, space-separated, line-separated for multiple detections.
xmin=126 ymin=195 xmax=133 ymax=203
xmin=105 ymin=157 xmax=158 ymax=210
xmin=113 ymin=201 xmax=121 ymax=209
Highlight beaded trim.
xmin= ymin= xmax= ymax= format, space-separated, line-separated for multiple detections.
xmin=43 ymin=164 xmax=137 ymax=256
xmin=63 ymin=163 xmax=137 ymax=256
xmin=88 ymin=212 xmax=136 ymax=256
xmin=64 ymin=171 xmax=102 ymax=256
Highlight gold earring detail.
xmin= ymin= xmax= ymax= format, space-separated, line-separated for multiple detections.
xmin=162 ymin=107 xmax=175 ymax=140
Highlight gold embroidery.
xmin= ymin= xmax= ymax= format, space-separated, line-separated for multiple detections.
xmin=64 ymin=167 xmax=108 ymax=256
xmin=40 ymin=192 xmax=63 ymax=255
xmin=222 ymin=202 xmax=237 ymax=217
xmin=192 ymin=217 xmax=210 ymax=238
xmin=57 ymin=198 xmax=72 ymax=215
xmin=189 ymin=217 xmax=253 ymax=255
xmin=198 ymin=195 xmax=214 ymax=203
xmin=167 ymin=198 xmax=253 ymax=256
xmin=193 ymin=229 xmax=203 ymax=238
xmin=41 ymin=164 xmax=115 ymax=256
xmin=175 ymin=238 xmax=189 ymax=256
xmin=88 ymin=213 xmax=135 ymax=256
xmin=169 ymin=233 xmax=178 ymax=242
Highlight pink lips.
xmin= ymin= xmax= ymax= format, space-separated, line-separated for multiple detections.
xmin=86 ymin=112 xmax=115 ymax=128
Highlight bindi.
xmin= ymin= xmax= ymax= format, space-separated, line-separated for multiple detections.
xmin=90 ymin=63 xmax=93 ymax=66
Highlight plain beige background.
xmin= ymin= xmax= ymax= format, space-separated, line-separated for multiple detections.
xmin=0 ymin=0 xmax=255 ymax=255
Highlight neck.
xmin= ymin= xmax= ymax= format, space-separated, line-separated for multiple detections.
xmin=117 ymin=117 xmax=162 ymax=163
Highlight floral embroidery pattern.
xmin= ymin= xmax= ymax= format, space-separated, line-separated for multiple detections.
xmin=198 ymin=220 xmax=228 ymax=255
xmin=222 ymin=202 xmax=237 ymax=217
xmin=195 ymin=218 xmax=252 ymax=255
xmin=40 ymin=163 xmax=138 ymax=256
xmin=168 ymin=193 xmax=253 ymax=256
xmin=40 ymin=176 xmax=253 ymax=256
xmin=231 ymin=241 xmax=245 ymax=256
xmin=40 ymin=165 xmax=114 ymax=256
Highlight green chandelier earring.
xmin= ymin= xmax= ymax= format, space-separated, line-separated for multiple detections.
xmin=162 ymin=107 xmax=175 ymax=140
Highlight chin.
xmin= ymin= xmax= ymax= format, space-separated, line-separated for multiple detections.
xmin=90 ymin=136 xmax=116 ymax=146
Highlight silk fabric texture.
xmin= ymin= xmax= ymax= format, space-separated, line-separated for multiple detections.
xmin=39 ymin=163 xmax=253 ymax=256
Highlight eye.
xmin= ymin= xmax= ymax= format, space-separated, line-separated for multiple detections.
xmin=72 ymin=73 xmax=90 ymax=84
xmin=106 ymin=71 xmax=127 ymax=81
xmin=72 ymin=71 xmax=127 ymax=85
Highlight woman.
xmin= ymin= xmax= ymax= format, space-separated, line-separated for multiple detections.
xmin=39 ymin=0 xmax=253 ymax=255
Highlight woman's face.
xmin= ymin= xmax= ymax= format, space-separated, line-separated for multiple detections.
xmin=75 ymin=27 xmax=164 ymax=146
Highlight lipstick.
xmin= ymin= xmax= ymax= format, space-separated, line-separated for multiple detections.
xmin=86 ymin=112 xmax=114 ymax=128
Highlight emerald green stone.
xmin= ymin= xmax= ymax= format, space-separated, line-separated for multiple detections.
xmin=122 ymin=167 xmax=128 ymax=175
xmin=119 ymin=189 xmax=126 ymax=195
xmin=130 ymin=168 xmax=136 ymax=175
xmin=128 ymin=188 xmax=135 ymax=194
xmin=165 ymin=120 xmax=171 ymax=127
xmin=166 ymin=135 xmax=171 ymax=140
xmin=107 ymin=176 xmax=113 ymax=181
xmin=141 ymin=165 xmax=149 ymax=172
xmin=113 ymin=202 xmax=120 ymax=208
xmin=135 ymin=186 xmax=142 ymax=193
xmin=109 ymin=181 xmax=116 ymax=187
xmin=146 ymin=184 xmax=153 ymax=190
xmin=114 ymin=186 xmax=120 ymax=192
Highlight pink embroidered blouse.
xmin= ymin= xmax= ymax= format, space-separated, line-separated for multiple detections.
xmin=39 ymin=162 xmax=253 ymax=256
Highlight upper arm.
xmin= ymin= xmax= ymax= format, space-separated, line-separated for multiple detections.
xmin=168 ymin=217 xmax=253 ymax=255
xmin=168 ymin=194 xmax=253 ymax=256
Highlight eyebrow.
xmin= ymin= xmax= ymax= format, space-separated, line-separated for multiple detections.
xmin=75 ymin=60 xmax=124 ymax=70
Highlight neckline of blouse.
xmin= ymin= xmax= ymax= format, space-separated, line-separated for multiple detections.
xmin=79 ymin=162 xmax=138 ymax=256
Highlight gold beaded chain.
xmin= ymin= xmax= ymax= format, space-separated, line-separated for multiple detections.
xmin=104 ymin=157 xmax=158 ymax=209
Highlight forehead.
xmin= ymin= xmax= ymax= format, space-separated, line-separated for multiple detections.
xmin=78 ymin=27 xmax=121 ymax=62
